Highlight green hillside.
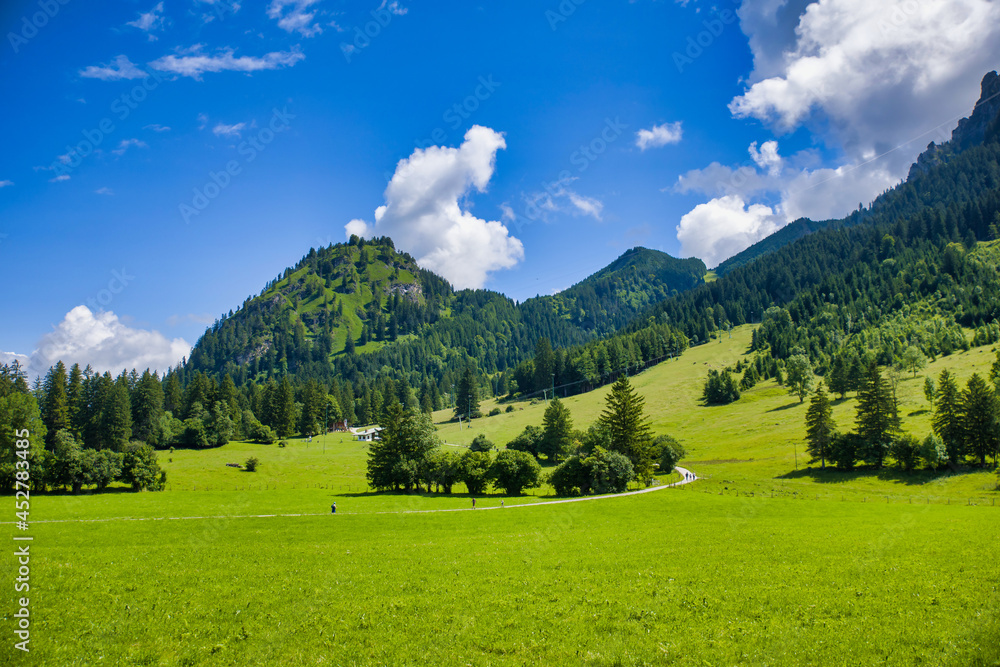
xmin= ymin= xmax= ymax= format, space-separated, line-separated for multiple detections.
xmin=182 ymin=240 xmax=702 ymax=400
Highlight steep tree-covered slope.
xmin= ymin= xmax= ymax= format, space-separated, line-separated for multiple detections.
xmin=182 ymin=238 xmax=703 ymax=394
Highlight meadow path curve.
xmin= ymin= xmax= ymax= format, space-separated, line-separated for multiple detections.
xmin=23 ymin=467 xmax=698 ymax=524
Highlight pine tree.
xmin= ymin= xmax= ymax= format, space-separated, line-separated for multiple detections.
xmin=541 ymin=397 xmax=574 ymax=462
xmin=932 ymin=369 xmax=964 ymax=464
xmin=961 ymin=373 xmax=1000 ymax=467
xmin=805 ymin=382 xmax=836 ymax=468
xmin=454 ymin=363 xmax=481 ymax=420
xmin=827 ymin=351 xmax=850 ymax=399
xmin=163 ymin=372 xmax=183 ymax=415
xmin=533 ymin=338 xmax=555 ymax=395
xmin=344 ymin=330 xmax=356 ymax=355
xmin=854 ymin=361 xmax=898 ymax=468
xmin=101 ymin=375 xmax=133 ymax=451
xmin=598 ymin=376 xmax=654 ymax=483
xmin=131 ymin=370 xmax=165 ymax=446
xmin=271 ymin=376 xmax=297 ymax=437
xmin=67 ymin=363 xmax=84 ymax=440
xmin=42 ymin=361 xmax=69 ymax=449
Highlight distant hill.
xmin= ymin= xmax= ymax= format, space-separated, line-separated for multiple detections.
xmin=183 ymin=240 xmax=704 ymax=391
xmin=713 ymin=71 xmax=1000 ymax=276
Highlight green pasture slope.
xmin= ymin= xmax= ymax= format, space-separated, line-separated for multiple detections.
xmin=4 ymin=324 xmax=999 ymax=665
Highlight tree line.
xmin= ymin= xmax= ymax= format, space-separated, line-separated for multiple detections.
xmin=365 ymin=376 xmax=686 ymax=497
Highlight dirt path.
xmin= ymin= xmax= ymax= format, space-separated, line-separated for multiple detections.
xmin=22 ymin=467 xmax=698 ymax=524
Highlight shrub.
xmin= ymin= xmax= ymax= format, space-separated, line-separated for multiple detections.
xmin=919 ymin=433 xmax=948 ymax=470
xmin=469 ymin=434 xmax=494 ymax=452
xmin=828 ymin=432 xmax=861 ymax=470
xmin=278 ymin=441 xmax=287 ymax=448
xmin=506 ymin=425 xmax=544 ymax=458
xmin=489 ymin=407 xmax=502 ymax=417
xmin=890 ymin=435 xmax=921 ymax=472
xmin=703 ymin=369 xmax=741 ymax=405
xmin=459 ymin=450 xmax=492 ymax=495
xmin=653 ymin=435 xmax=686 ymax=474
xmin=489 ymin=450 xmax=542 ymax=495
xmin=505 ymin=405 xmax=515 ymax=413
xmin=245 ymin=457 xmax=259 ymax=472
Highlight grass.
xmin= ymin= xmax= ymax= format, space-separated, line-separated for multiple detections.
xmin=5 ymin=324 xmax=999 ymax=664
xmin=9 ymin=489 xmax=998 ymax=665
xmin=435 ymin=325 xmax=999 ymax=503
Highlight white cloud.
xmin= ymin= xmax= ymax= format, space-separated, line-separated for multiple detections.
xmin=11 ymin=306 xmax=190 ymax=377
xmin=212 ymin=122 xmax=246 ymax=137
xmin=344 ymin=125 xmax=524 ymax=289
xmin=635 ymin=122 xmax=683 ymax=150
xmin=79 ymin=55 xmax=148 ymax=81
xmin=731 ymin=0 xmax=1000 ymax=165
xmin=671 ymin=0 xmax=1000 ymax=267
xmin=149 ymin=47 xmax=304 ymax=80
xmin=95 ymin=187 xmax=114 ymax=195
xmin=127 ymin=2 xmax=167 ymax=40
xmin=144 ymin=123 xmax=171 ymax=132
xmin=675 ymin=140 xmax=899 ymax=223
xmin=748 ymin=140 xmax=782 ymax=176
xmin=0 ymin=180 xmax=13 ymax=188
xmin=197 ymin=113 xmax=209 ymax=129
xmin=268 ymin=0 xmax=323 ymax=37
xmin=518 ymin=175 xmax=604 ymax=224
xmin=112 ymin=138 xmax=148 ymax=156
xmin=50 ymin=175 xmax=70 ymax=183
xmin=676 ymin=195 xmax=783 ymax=267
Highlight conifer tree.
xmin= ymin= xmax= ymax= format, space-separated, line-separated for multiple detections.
xmin=454 ymin=363 xmax=480 ymax=420
xmin=932 ymin=369 xmax=964 ymax=464
xmin=961 ymin=373 xmax=1000 ymax=467
xmin=541 ymin=397 xmax=574 ymax=462
xmin=598 ymin=375 xmax=654 ymax=482
xmin=854 ymin=361 xmax=898 ymax=468
xmin=42 ymin=361 xmax=69 ymax=449
xmin=805 ymin=382 xmax=836 ymax=468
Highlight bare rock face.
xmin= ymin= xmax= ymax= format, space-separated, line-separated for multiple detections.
xmin=908 ymin=71 xmax=1000 ymax=180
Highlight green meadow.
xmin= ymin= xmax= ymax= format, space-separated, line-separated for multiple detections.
xmin=8 ymin=489 xmax=998 ymax=665
xmin=4 ymin=324 xmax=999 ymax=665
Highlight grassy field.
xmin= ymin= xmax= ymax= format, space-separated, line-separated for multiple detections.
xmin=5 ymin=324 xmax=999 ymax=665
xmin=435 ymin=325 xmax=1000 ymax=503
xmin=8 ymin=489 xmax=997 ymax=665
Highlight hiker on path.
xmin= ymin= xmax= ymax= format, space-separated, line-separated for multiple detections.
xmin=331 ymin=502 xmax=337 ymax=514
xmin=472 ymin=498 xmax=476 ymax=509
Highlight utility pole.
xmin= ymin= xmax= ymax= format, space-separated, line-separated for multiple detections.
xmin=551 ymin=373 xmax=555 ymax=401
xmin=324 ymin=400 xmax=329 ymax=455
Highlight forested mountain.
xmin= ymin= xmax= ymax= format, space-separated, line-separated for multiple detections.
xmin=713 ymin=71 xmax=1000 ymax=276
xmin=180 ymin=239 xmax=702 ymax=398
xmin=635 ymin=71 xmax=1000 ymax=376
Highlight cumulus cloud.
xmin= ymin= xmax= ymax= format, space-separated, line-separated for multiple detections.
xmin=731 ymin=0 xmax=1000 ymax=165
xmin=635 ymin=122 xmax=683 ymax=150
xmin=50 ymin=175 xmax=70 ymax=183
xmin=212 ymin=122 xmax=246 ymax=137
xmin=0 ymin=180 xmax=13 ymax=187
xmin=267 ymin=0 xmax=323 ymax=36
xmin=676 ymin=195 xmax=783 ymax=268
xmin=672 ymin=0 xmax=1000 ymax=267
xmin=95 ymin=187 xmax=114 ymax=195
xmin=10 ymin=306 xmax=190 ymax=378
xmin=127 ymin=2 xmax=168 ymax=40
xmin=149 ymin=47 xmax=304 ymax=80
xmin=344 ymin=125 xmax=524 ymax=289
xmin=79 ymin=55 xmax=148 ymax=81
xmin=144 ymin=123 xmax=171 ymax=132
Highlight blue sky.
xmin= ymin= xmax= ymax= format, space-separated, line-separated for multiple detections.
xmin=2 ymin=0 xmax=999 ymax=377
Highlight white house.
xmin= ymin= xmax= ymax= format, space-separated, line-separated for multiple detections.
xmin=350 ymin=426 xmax=383 ymax=442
